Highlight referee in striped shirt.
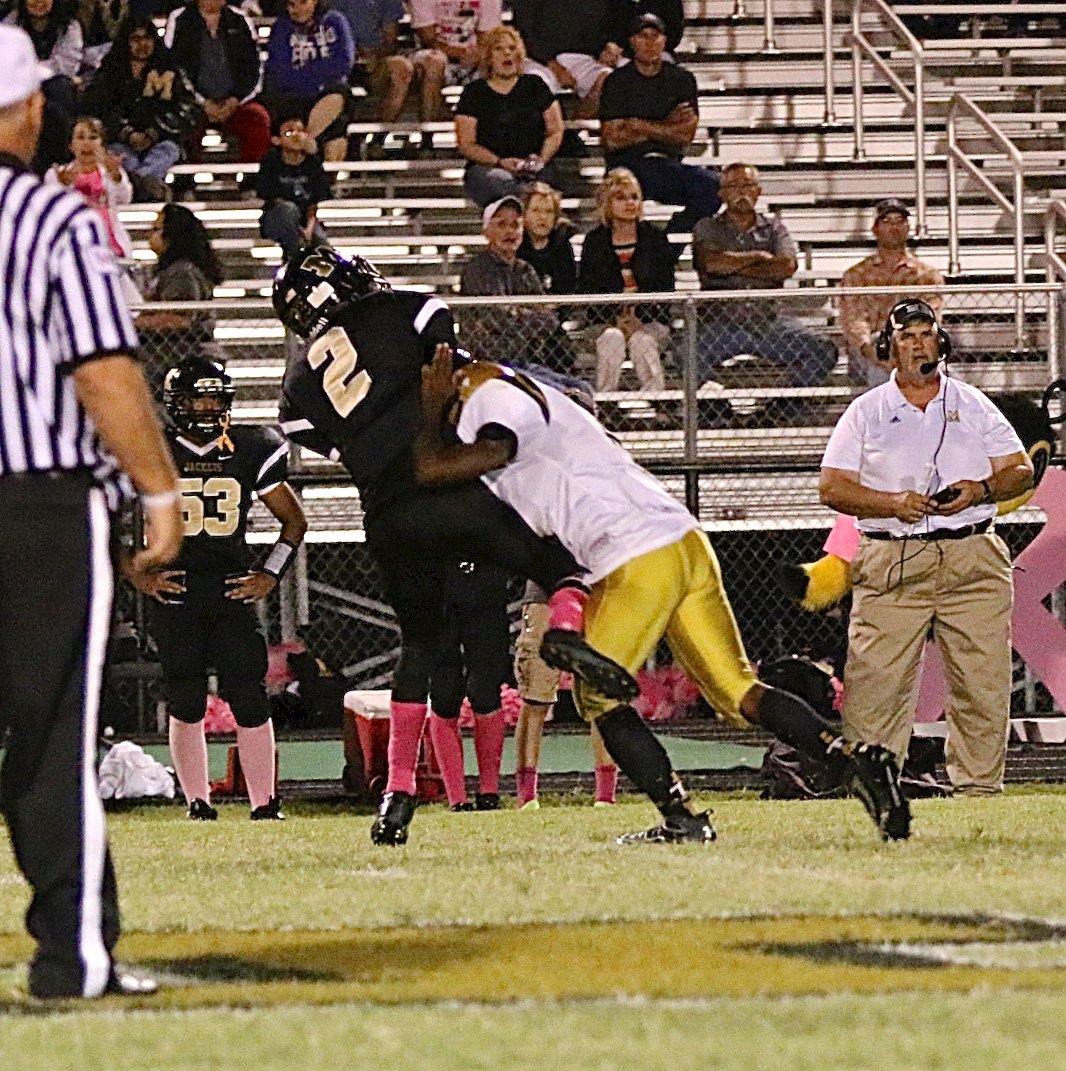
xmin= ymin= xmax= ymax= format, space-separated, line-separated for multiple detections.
xmin=0 ymin=26 xmax=183 ymax=1000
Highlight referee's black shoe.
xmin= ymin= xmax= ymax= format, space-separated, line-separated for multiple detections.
xmin=850 ymin=743 xmax=911 ymax=841
xmin=540 ymin=629 xmax=639 ymax=701
xmin=28 ymin=965 xmax=158 ymax=1000
xmin=370 ymin=790 xmax=416 ymax=846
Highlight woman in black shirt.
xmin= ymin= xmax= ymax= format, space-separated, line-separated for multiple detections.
xmin=454 ymin=25 xmax=564 ymax=207
xmin=578 ymin=167 xmax=675 ymax=397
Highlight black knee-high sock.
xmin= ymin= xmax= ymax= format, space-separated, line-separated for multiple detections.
xmin=757 ymin=687 xmax=849 ymax=776
xmin=596 ymin=705 xmax=688 ymax=815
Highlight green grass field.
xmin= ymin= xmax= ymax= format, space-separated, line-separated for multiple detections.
xmin=4 ymin=789 xmax=1066 ymax=1070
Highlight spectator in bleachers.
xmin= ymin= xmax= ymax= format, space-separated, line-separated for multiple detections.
xmin=598 ymin=13 xmax=719 ymax=239
xmin=454 ymin=25 xmax=564 ymax=208
xmin=840 ymin=199 xmax=944 ymax=386
xmin=622 ymin=0 xmax=682 ymax=56
xmin=83 ymin=15 xmax=195 ymax=201
xmin=263 ymin=0 xmax=355 ymax=161
xmin=75 ymin=0 xmax=128 ymax=73
xmin=694 ymin=162 xmax=837 ymax=401
xmin=136 ymin=203 xmax=225 ymax=395
xmin=5 ymin=0 xmax=84 ymax=123
xmin=408 ymin=0 xmax=501 ymax=120
xmin=326 ymin=0 xmax=420 ymax=128
xmin=163 ymin=0 xmax=271 ymax=164
xmin=518 ymin=181 xmax=577 ymax=296
xmin=254 ymin=115 xmax=331 ymax=256
xmin=578 ymin=167 xmax=672 ymax=405
xmin=45 ymin=116 xmax=141 ymax=304
xmin=512 ymin=0 xmax=627 ymax=119
xmin=460 ymin=193 xmax=577 ymax=375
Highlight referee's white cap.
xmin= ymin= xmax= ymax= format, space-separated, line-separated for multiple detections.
xmin=0 ymin=26 xmax=52 ymax=109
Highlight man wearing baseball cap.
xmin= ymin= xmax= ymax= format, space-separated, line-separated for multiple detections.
xmin=460 ymin=194 xmax=577 ymax=373
xmin=840 ymin=197 xmax=945 ymax=385
xmin=597 ymin=11 xmax=720 ymax=238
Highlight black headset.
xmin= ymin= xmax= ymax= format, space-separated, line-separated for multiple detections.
xmin=874 ymin=299 xmax=952 ymax=369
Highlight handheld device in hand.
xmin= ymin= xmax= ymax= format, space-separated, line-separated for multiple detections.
xmin=933 ymin=486 xmax=961 ymax=506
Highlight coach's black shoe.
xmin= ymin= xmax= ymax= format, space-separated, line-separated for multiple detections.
xmin=540 ymin=629 xmax=639 ymax=702
xmin=616 ymin=810 xmax=717 ymax=845
xmin=188 ymin=798 xmax=218 ymax=821
xmin=850 ymin=743 xmax=912 ymax=841
xmin=450 ymin=800 xmax=475 ymax=812
xmin=250 ymin=796 xmax=285 ymax=821
xmin=370 ymin=790 xmax=417 ymax=845
xmin=475 ymin=792 xmax=501 ymax=811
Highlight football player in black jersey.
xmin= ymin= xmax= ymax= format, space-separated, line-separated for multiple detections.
xmin=273 ymin=246 xmax=637 ymax=846
xmin=128 ymin=356 xmax=308 ymax=821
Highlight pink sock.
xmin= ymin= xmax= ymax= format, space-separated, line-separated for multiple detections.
xmin=168 ymin=717 xmax=211 ymax=804
xmin=515 ymin=766 xmax=539 ymax=806
xmin=385 ymin=701 xmax=428 ymax=795
xmin=235 ymin=721 xmax=277 ymax=810
xmin=595 ymin=764 xmax=618 ymax=804
xmin=473 ymin=709 xmax=505 ymax=795
xmin=547 ymin=585 xmax=587 ymax=633
xmin=429 ymin=712 xmax=467 ymax=806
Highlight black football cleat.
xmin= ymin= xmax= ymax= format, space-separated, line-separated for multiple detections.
xmin=616 ymin=810 xmax=717 ymax=845
xmin=29 ymin=965 xmax=159 ymax=1000
xmin=370 ymin=790 xmax=417 ymax=846
xmin=250 ymin=796 xmax=285 ymax=821
xmin=850 ymin=743 xmax=912 ymax=841
xmin=475 ymin=792 xmax=501 ymax=811
xmin=539 ymin=629 xmax=639 ymax=702
xmin=449 ymin=801 xmax=475 ymax=813
xmin=187 ymin=798 xmax=218 ymax=821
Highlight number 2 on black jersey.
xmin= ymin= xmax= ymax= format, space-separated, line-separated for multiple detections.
xmin=306 ymin=326 xmax=372 ymax=417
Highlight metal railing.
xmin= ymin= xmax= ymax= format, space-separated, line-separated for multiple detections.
xmin=1043 ymin=200 xmax=1066 ymax=386
xmin=731 ymin=0 xmax=777 ymax=51
xmin=945 ymin=93 xmax=1028 ymax=341
xmin=848 ymin=0 xmax=929 ymax=235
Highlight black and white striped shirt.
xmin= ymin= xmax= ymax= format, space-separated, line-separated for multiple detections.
xmin=0 ymin=152 xmax=139 ymax=503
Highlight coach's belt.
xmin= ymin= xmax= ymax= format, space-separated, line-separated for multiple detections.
xmin=864 ymin=519 xmax=993 ymax=542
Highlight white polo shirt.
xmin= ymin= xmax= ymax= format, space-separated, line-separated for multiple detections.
xmin=821 ymin=371 xmax=1024 ymax=537
xmin=456 ymin=375 xmax=698 ymax=583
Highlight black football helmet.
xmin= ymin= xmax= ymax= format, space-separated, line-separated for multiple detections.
xmin=163 ymin=356 xmax=236 ymax=441
xmin=272 ymin=246 xmax=391 ymax=339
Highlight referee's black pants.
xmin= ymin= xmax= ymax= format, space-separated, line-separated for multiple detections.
xmin=0 ymin=472 xmax=120 ymax=998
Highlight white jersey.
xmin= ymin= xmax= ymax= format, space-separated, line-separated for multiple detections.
xmin=456 ymin=374 xmax=698 ymax=583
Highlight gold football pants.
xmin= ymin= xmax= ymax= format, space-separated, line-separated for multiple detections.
xmin=574 ymin=529 xmax=758 ymax=723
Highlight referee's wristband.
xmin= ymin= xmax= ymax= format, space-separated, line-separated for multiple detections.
xmin=141 ymin=489 xmax=179 ymax=510
xmin=262 ymin=538 xmax=298 ymax=580
xmin=981 ymin=478 xmax=993 ymax=504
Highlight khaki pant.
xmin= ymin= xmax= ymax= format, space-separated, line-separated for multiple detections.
xmin=843 ymin=531 xmax=1013 ymax=794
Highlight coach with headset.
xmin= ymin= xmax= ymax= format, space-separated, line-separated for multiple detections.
xmin=819 ymin=299 xmax=1033 ymax=798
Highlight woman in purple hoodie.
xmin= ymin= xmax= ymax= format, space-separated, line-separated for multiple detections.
xmin=264 ymin=0 xmax=356 ymax=160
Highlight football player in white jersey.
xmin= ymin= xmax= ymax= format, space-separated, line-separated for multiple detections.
xmin=415 ymin=348 xmax=912 ymax=842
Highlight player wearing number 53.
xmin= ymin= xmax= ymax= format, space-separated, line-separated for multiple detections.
xmin=126 ymin=356 xmax=307 ymax=821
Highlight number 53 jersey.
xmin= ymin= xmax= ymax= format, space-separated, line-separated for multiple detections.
xmin=167 ymin=425 xmax=289 ymax=576
xmin=278 ymin=290 xmax=454 ymax=514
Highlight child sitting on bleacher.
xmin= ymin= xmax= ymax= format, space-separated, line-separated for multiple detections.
xmin=254 ymin=116 xmax=332 ymax=258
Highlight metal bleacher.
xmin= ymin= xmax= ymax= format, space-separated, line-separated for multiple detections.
xmin=127 ymin=0 xmax=1066 ymax=544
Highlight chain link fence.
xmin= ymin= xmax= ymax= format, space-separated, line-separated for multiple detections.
xmin=104 ymin=282 xmax=1066 ymax=732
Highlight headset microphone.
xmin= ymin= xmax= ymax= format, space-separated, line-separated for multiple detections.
xmin=919 ymin=354 xmax=943 ymax=375
xmin=876 ymin=299 xmax=952 ymax=370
